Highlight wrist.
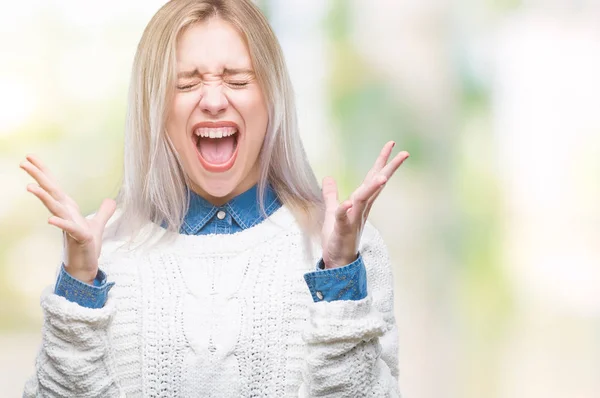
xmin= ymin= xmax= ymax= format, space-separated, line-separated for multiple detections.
xmin=64 ymin=266 xmax=97 ymax=285
xmin=324 ymin=253 xmax=359 ymax=269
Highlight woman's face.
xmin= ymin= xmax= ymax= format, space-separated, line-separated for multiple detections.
xmin=166 ymin=17 xmax=268 ymax=205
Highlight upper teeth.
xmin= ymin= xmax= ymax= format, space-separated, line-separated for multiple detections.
xmin=194 ymin=127 xmax=237 ymax=138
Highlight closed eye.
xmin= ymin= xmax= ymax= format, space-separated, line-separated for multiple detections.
xmin=227 ymin=81 xmax=249 ymax=88
xmin=177 ymin=84 xmax=197 ymax=91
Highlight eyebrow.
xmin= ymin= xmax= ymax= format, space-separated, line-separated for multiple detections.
xmin=177 ymin=69 xmax=201 ymax=79
xmin=177 ymin=68 xmax=255 ymax=79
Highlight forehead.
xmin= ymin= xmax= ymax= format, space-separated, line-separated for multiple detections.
xmin=176 ymin=18 xmax=252 ymax=73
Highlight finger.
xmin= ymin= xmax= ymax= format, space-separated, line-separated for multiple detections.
xmin=322 ymin=176 xmax=339 ymax=214
xmin=364 ymin=183 xmax=386 ymax=218
xmin=380 ymin=150 xmax=410 ymax=179
xmin=351 ymin=174 xmax=388 ymax=214
xmin=25 ymin=154 xmax=58 ymax=181
xmin=93 ymin=198 xmax=117 ymax=227
xmin=19 ymin=160 xmax=65 ymax=202
xmin=365 ymin=141 xmax=395 ymax=181
xmin=26 ymin=184 xmax=70 ymax=219
xmin=334 ymin=199 xmax=353 ymax=226
xmin=48 ymin=216 xmax=93 ymax=243
xmin=363 ymin=152 xmax=408 ymax=218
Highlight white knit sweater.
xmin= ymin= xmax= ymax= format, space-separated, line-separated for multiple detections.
xmin=23 ymin=205 xmax=400 ymax=397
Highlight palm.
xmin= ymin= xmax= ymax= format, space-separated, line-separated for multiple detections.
xmin=20 ymin=154 xmax=116 ymax=283
xmin=320 ymin=141 xmax=409 ymax=269
xmin=61 ymin=202 xmax=105 ymax=271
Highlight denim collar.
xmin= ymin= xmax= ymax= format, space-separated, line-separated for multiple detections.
xmin=181 ymin=183 xmax=282 ymax=235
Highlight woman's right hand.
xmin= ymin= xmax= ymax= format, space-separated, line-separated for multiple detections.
xmin=20 ymin=154 xmax=117 ymax=285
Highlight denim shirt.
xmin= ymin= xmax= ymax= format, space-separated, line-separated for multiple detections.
xmin=54 ymin=184 xmax=367 ymax=308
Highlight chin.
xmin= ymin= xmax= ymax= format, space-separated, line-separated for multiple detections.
xmin=203 ymin=183 xmax=237 ymax=200
xmin=188 ymin=168 xmax=249 ymax=203
xmin=191 ymin=175 xmax=235 ymax=197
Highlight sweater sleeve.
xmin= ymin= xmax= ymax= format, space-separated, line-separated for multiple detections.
xmin=23 ymin=271 xmax=123 ymax=397
xmin=298 ymin=222 xmax=401 ymax=397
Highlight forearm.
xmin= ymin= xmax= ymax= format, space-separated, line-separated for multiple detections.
xmin=23 ymin=286 xmax=121 ymax=397
xmin=299 ymin=295 xmax=400 ymax=397
xmin=300 ymin=222 xmax=401 ymax=397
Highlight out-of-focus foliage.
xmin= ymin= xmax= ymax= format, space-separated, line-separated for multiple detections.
xmin=2 ymin=1 xmax=599 ymax=397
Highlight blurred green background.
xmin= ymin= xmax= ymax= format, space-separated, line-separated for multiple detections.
xmin=2 ymin=1 xmax=600 ymax=396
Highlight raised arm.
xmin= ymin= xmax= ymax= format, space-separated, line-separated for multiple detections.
xmin=20 ymin=154 xmax=122 ymax=397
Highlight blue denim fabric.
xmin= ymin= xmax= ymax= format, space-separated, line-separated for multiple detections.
xmin=179 ymin=184 xmax=282 ymax=235
xmin=54 ymin=183 xmax=367 ymax=307
xmin=303 ymin=254 xmax=367 ymax=302
xmin=54 ymin=264 xmax=115 ymax=309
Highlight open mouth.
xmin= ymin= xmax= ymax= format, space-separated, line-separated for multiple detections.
xmin=192 ymin=125 xmax=240 ymax=173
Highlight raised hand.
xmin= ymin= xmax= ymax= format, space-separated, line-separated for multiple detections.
xmin=20 ymin=154 xmax=116 ymax=284
xmin=321 ymin=141 xmax=409 ymax=269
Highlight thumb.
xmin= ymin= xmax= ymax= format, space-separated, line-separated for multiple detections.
xmin=322 ymin=176 xmax=339 ymax=214
xmin=94 ymin=198 xmax=117 ymax=228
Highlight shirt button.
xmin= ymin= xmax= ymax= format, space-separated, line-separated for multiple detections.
xmin=216 ymin=210 xmax=226 ymax=220
xmin=316 ymin=291 xmax=324 ymax=300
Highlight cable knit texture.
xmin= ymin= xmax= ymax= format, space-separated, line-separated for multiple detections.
xmin=23 ymin=206 xmax=400 ymax=397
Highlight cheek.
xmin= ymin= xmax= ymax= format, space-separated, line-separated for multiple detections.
xmin=236 ymin=91 xmax=268 ymax=140
xmin=167 ymin=95 xmax=198 ymax=146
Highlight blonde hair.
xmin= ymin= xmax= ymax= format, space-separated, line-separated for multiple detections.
xmin=112 ymin=0 xmax=324 ymax=246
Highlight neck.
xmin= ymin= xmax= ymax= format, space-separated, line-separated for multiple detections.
xmin=188 ymin=170 xmax=260 ymax=206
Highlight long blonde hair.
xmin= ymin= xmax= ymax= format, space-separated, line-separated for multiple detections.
xmin=112 ymin=0 xmax=324 ymax=246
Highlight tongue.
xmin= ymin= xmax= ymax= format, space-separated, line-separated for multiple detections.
xmin=198 ymin=136 xmax=236 ymax=164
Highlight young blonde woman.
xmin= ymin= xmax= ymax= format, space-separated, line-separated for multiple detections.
xmin=20 ymin=0 xmax=409 ymax=396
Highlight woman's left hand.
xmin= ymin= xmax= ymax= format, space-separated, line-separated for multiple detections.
xmin=321 ymin=141 xmax=409 ymax=269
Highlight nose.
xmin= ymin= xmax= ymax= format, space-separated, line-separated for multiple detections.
xmin=198 ymin=83 xmax=228 ymax=115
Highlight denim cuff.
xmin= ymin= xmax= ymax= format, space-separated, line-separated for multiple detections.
xmin=54 ymin=263 xmax=114 ymax=309
xmin=303 ymin=254 xmax=367 ymax=302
